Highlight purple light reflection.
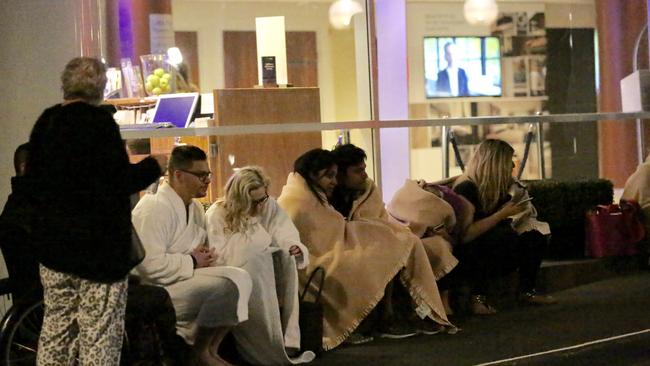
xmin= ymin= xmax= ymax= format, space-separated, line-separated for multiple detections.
xmin=118 ymin=0 xmax=134 ymax=61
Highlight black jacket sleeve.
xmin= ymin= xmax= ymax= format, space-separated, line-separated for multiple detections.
xmin=91 ymin=107 xmax=162 ymax=195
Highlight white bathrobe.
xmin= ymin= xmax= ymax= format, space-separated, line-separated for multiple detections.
xmin=206 ymin=198 xmax=315 ymax=365
xmin=132 ymin=182 xmax=252 ymax=344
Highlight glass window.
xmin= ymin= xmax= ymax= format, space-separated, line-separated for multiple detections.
xmin=406 ymin=1 xmax=600 ymax=182
xmin=114 ymin=1 xmax=377 ymax=184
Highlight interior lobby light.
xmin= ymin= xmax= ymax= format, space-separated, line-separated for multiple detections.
xmin=463 ymin=0 xmax=499 ymax=26
xmin=329 ymin=0 xmax=363 ymax=30
xmin=166 ymin=47 xmax=183 ymax=66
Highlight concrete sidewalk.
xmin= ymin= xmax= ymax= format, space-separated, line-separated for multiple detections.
xmin=311 ymin=271 xmax=650 ymax=366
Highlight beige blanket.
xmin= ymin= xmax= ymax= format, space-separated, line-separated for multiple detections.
xmin=278 ymin=173 xmax=451 ymax=350
xmin=623 ymin=159 xmax=650 ymax=231
xmin=508 ymin=180 xmax=551 ymax=235
xmin=386 ymin=180 xmax=459 ymax=280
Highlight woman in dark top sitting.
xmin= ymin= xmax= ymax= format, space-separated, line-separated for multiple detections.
xmin=452 ymin=139 xmax=554 ymax=315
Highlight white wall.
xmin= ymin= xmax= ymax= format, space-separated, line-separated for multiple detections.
xmin=0 ymin=0 xmax=82 ymax=312
xmin=545 ymin=3 xmax=596 ymax=28
xmin=0 ymin=0 xmax=81 ymax=208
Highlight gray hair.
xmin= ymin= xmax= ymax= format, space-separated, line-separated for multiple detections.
xmin=61 ymin=57 xmax=107 ymax=105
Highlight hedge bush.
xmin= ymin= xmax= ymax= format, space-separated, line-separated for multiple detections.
xmin=526 ymin=179 xmax=614 ymax=259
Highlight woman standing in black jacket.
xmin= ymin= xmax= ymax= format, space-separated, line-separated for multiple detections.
xmin=27 ymin=57 xmax=166 ymax=365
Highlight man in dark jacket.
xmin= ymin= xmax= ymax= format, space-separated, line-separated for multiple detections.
xmin=0 ymin=143 xmax=42 ymax=307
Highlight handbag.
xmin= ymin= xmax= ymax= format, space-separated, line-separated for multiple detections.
xmin=129 ymin=224 xmax=146 ymax=267
xmin=584 ymin=200 xmax=645 ymax=258
xmin=128 ymin=193 xmax=146 ymax=268
xmin=299 ymin=267 xmax=325 ymax=356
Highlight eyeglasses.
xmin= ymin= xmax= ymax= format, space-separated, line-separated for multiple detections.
xmin=179 ymin=169 xmax=212 ymax=182
xmin=252 ymin=194 xmax=269 ymax=206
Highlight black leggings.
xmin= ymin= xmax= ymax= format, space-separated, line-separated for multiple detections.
xmin=451 ymin=223 xmax=547 ymax=294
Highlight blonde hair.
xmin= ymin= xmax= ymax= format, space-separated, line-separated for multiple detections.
xmin=464 ymin=139 xmax=514 ymax=213
xmin=218 ymin=166 xmax=270 ymax=234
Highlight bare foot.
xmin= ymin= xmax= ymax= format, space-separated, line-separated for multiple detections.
xmin=187 ymin=350 xmax=233 ymax=366
xmin=209 ymin=348 xmax=233 ymax=366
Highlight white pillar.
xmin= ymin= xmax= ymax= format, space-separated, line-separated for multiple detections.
xmin=375 ymin=0 xmax=410 ymax=202
xmin=0 ymin=0 xmax=103 ymax=208
xmin=0 ymin=0 xmax=102 ymax=302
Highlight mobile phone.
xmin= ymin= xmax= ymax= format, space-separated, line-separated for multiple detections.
xmin=516 ymin=197 xmax=534 ymax=205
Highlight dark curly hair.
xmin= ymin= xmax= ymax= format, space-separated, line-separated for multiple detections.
xmin=331 ymin=143 xmax=366 ymax=177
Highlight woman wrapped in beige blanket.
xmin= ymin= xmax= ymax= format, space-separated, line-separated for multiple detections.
xmin=386 ymin=179 xmax=461 ymax=280
xmin=277 ymin=148 xmax=452 ymax=351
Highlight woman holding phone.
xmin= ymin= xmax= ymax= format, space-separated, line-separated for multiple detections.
xmin=452 ymin=139 xmax=555 ymax=315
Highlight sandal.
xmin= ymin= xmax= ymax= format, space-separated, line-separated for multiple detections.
xmin=519 ymin=290 xmax=557 ymax=305
xmin=470 ymin=295 xmax=497 ymax=315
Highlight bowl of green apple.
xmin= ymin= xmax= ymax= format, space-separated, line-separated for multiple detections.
xmin=140 ymin=54 xmax=174 ymax=96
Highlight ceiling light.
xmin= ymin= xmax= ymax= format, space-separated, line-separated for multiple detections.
xmin=463 ymin=0 xmax=499 ymax=26
xmin=329 ymin=0 xmax=363 ymax=30
xmin=166 ymin=47 xmax=183 ymax=66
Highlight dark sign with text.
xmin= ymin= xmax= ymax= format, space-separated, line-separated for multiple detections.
xmin=262 ymin=56 xmax=277 ymax=86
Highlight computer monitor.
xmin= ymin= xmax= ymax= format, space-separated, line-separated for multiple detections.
xmin=151 ymin=92 xmax=199 ymax=128
xmin=199 ymin=92 xmax=214 ymax=117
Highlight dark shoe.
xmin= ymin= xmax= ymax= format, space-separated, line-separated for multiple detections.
xmin=285 ymin=348 xmax=300 ymax=358
xmin=410 ymin=317 xmax=445 ymax=335
xmin=343 ymin=332 xmax=374 ymax=345
xmin=377 ymin=322 xmax=418 ymax=339
xmin=470 ymin=295 xmax=497 ymax=315
xmin=520 ymin=290 xmax=557 ymax=305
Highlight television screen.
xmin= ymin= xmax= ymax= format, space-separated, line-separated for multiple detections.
xmin=424 ymin=36 xmax=502 ymax=98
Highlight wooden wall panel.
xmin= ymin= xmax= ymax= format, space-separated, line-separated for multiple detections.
xmin=224 ymin=32 xmax=258 ymax=88
xmin=213 ymin=88 xmax=322 ymax=197
xmin=150 ymin=137 xmax=176 ymax=155
xmin=223 ymin=31 xmax=318 ymax=88
xmin=596 ymin=0 xmax=647 ymax=185
xmin=286 ymin=32 xmax=318 ymax=87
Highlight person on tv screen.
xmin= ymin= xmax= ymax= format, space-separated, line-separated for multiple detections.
xmin=434 ymin=42 xmax=470 ymax=97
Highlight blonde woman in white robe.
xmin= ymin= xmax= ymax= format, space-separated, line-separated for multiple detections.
xmin=206 ymin=166 xmax=315 ymax=365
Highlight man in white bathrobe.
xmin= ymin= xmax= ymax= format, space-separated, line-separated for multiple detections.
xmin=132 ymin=145 xmax=252 ymax=366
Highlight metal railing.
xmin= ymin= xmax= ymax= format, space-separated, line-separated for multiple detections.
xmin=120 ymin=111 xmax=650 ymax=179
